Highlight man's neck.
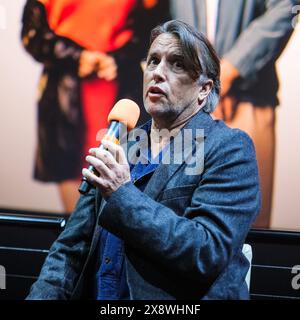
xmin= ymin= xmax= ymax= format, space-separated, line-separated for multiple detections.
xmin=150 ymin=107 xmax=202 ymax=159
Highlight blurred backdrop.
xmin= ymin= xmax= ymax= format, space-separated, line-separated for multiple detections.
xmin=0 ymin=0 xmax=299 ymax=230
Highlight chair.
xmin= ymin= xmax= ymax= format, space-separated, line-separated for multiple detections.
xmin=242 ymin=244 xmax=253 ymax=291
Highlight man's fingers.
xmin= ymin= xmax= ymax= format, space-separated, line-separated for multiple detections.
xmin=101 ymin=140 xmax=128 ymax=165
xmin=85 ymin=155 xmax=111 ymax=177
xmin=89 ymin=147 xmax=116 ymax=168
xmin=82 ymin=168 xmax=106 ymax=188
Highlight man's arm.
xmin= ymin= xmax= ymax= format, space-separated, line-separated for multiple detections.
xmin=224 ymin=0 xmax=298 ymax=80
xmin=97 ymin=130 xmax=261 ymax=283
xmin=26 ymin=189 xmax=97 ymax=300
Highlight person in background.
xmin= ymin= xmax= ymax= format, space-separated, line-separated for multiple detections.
xmin=21 ymin=0 xmax=170 ymax=213
xmin=171 ymin=0 xmax=298 ymax=227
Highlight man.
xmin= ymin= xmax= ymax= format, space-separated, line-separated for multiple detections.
xmin=171 ymin=0 xmax=298 ymax=227
xmin=27 ymin=20 xmax=260 ymax=300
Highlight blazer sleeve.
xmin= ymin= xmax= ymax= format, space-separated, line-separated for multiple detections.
xmin=99 ymin=129 xmax=261 ymax=283
xmin=21 ymin=0 xmax=83 ymax=71
xmin=26 ymin=188 xmax=97 ymax=300
xmin=224 ymin=0 xmax=298 ymax=79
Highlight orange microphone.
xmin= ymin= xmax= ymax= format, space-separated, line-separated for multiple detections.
xmin=78 ymin=99 xmax=140 ymax=195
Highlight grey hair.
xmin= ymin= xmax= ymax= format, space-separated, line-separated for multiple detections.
xmin=150 ymin=20 xmax=220 ymax=113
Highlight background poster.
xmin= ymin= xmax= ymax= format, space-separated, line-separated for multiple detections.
xmin=0 ymin=0 xmax=299 ymax=230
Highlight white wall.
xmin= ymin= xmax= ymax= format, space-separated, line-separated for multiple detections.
xmin=272 ymin=27 xmax=300 ymax=229
xmin=0 ymin=1 xmax=299 ymax=227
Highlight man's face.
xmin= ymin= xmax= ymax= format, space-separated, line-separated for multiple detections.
xmin=143 ymin=33 xmax=200 ymax=125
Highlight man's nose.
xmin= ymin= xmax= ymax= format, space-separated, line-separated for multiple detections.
xmin=153 ymin=60 xmax=166 ymax=82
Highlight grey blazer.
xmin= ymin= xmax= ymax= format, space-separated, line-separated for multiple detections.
xmin=172 ymin=0 xmax=298 ymax=106
xmin=27 ymin=110 xmax=261 ymax=300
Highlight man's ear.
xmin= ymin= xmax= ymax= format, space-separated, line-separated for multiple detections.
xmin=198 ymin=79 xmax=213 ymax=103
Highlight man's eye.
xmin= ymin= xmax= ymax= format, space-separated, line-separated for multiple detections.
xmin=148 ymin=57 xmax=159 ymax=66
xmin=173 ymin=60 xmax=184 ymax=69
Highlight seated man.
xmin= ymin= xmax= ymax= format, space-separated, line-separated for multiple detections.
xmin=27 ymin=20 xmax=261 ymax=300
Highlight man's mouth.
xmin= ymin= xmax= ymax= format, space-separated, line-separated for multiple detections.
xmin=147 ymin=86 xmax=167 ymax=99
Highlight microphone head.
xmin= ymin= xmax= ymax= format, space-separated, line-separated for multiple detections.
xmin=107 ymin=99 xmax=140 ymax=131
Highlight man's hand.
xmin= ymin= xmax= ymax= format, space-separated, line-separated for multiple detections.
xmin=82 ymin=140 xmax=131 ymax=199
xmin=79 ymin=50 xmax=117 ymax=81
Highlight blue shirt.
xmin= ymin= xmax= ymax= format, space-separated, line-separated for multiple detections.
xmin=94 ymin=145 xmax=163 ymax=300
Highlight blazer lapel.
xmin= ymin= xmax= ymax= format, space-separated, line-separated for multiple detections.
xmin=143 ymin=110 xmax=214 ymax=200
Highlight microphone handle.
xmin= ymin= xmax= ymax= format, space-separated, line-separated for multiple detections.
xmin=78 ymin=166 xmax=96 ymax=195
xmin=78 ymin=121 xmax=124 ymax=195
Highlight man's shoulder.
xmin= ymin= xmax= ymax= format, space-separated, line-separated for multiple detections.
xmin=205 ymin=119 xmax=256 ymax=158
xmin=211 ymin=119 xmax=252 ymax=141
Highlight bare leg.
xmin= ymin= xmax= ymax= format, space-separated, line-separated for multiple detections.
xmin=58 ymin=180 xmax=81 ymax=214
xmin=252 ymin=106 xmax=275 ymax=228
xmin=228 ymin=103 xmax=276 ymax=228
